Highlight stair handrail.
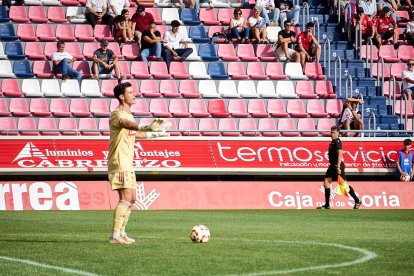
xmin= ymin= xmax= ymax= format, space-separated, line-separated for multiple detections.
xmin=376 ymin=57 xmax=385 ymax=90
xmin=390 ymin=76 xmax=396 ymax=115
xmin=367 ymin=111 xmax=377 ymax=137
xmin=344 ymin=3 xmax=352 ymax=41
xmin=400 ymin=93 xmax=408 ymax=129
xmin=357 ymin=93 xmax=365 ymax=137
xmin=366 ymin=38 xmax=374 ymax=76
xmin=355 ymin=23 xmax=363 ymax=56
xmin=313 ymin=17 xmax=320 ymax=46
xmin=334 ymin=54 xmax=342 ymax=96
xmin=337 ymin=0 xmax=341 ymax=24
xmin=323 ymin=36 xmax=331 ymax=77
xmin=302 ymin=2 xmax=310 ymax=30
xmin=345 ymin=74 xmax=353 ymax=99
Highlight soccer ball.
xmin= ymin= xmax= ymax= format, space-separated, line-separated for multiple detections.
xmin=190 ymin=225 xmax=210 ymax=243
xmin=400 ymin=174 xmax=411 ymax=182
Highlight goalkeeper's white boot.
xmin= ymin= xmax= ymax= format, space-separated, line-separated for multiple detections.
xmin=109 ymin=235 xmax=132 ymax=245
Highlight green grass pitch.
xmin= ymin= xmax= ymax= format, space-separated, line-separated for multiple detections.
xmin=0 ymin=210 xmax=413 ymax=275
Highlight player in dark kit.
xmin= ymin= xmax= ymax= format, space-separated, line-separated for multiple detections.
xmin=317 ymin=126 xmax=362 ymax=209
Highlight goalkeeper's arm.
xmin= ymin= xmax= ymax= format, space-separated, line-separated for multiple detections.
xmin=119 ymin=118 xmax=169 ymax=139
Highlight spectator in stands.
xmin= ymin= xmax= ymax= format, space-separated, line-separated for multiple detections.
xmin=85 ymin=0 xmax=109 ymax=29
xmin=131 ymin=5 xmax=154 ymax=49
xmin=141 ymin=22 xmax=165 ymax=64
xmin=2 ymin=0 xmax=24 ymax=8
xmin=359 ymin=0 xmax=378 ymax=20
xmin=295 ymin=22 xmax=321 ymax=72
xmin=377 ymin=0 xmax=399 ymax=22
xmin=257 ymin=0 xmax=279 ymax=26
xmin=52 ymin=41 xmax=82 ymax=84
xmin=162 ymin=20 xmax=193 ymax=68
xmin=229 ymin=8 xmax=250 ymax=44
xmin=402 ymin=59 xmax=414 ymax=101
xmin=274 ymin=20 xmax=300 ymax=62
xmin=275 ymin=0 xmax=300 ymax=29
xmin=373 ymin=7 xmax=398 ymax=47
xmin=249 ymin=5 xmax=268 ymax=43
xmin=92 ymin=39 xmax=124 ymax=81
xmin=395 ymin=139 xmax=414 ymax=181
xmin=351 ymin=7 xmax=376 ymax=42
xmin=177 ymin=0 xmax=200 ymax=13
xmin=107 ymin=0 xmax=130 ymax=32
xmin=338 ymin=97 xmax=365 ymax=137
xmin=405 ymin=12 xmax=414 ymax=45
xmin=114 ymin=9 xmax=134 ymax=43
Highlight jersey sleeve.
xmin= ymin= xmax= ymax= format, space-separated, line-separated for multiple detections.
xmin=334 ymin=139 xmax=342 ymax=151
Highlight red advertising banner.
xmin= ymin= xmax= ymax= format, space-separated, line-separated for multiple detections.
xmin=1 ymin=181 xmax=413 ymax=210
xmin=0 ymin=138 xmax=403 ymax=174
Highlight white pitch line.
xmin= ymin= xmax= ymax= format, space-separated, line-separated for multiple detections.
xmin=0 ymin=256 xmax=99 ymax=276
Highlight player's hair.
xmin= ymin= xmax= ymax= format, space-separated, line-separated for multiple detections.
xmin=331 ymin=126 xmax=340 ymax=132
xmin=114 ymin=82 xmax=132 ymax=101
xmin=306 ymin=22 xmax=314 ymax=28
xmin=171 ymin=20 xmax=180 ymax=27
xmin=404 ymin=139 xmax=412 ymax=146
xmin=56 ymin=41 xmax=65 ymax=47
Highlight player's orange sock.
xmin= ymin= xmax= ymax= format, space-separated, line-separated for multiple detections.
xmin=112 ymin=200 xmax=129 ymax=238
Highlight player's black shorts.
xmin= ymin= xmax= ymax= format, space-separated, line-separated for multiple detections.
xmin=325 ymin=164 xmax=346 ymax=181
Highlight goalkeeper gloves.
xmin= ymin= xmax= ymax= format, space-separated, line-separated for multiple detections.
xmin=146 ymin=131 xmax=170 ymax=138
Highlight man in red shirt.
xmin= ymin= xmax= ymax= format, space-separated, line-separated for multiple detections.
xmin=373 ymin=7 xmax=398 ymax=47
xmin=351 ymin=7 xmax=375 ymax=42
xmin=131 ymin=5 xmax=155 ymax=49
xmin=295 ymin=22 xmax=320 ymax=71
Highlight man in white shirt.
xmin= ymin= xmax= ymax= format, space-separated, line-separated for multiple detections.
xmin=162 ymin=20 xmax=193 ymax=68
xmin=257 ymin=0 xmax=279 ymax=26
xmin=359 ymin=0 xmax=377 ymax=19
xmin=52 ymin=41 xmax=82 ymax=84
xmin=85 ymin=0 xmax=108 ymax=29
xmin=339 ymin=98 xmax=364 ymax=137
xmin=402 ymin=59 xmax=414 ymax=101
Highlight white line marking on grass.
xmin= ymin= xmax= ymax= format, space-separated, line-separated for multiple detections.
xmin=0 ymin=256 xmax=99 ymax=276
xmin=219 ymin=238 xmax=377 ymax=275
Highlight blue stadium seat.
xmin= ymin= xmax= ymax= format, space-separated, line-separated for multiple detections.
xmin=5 ymin=42 xmax=25 ymax=59
xmin=189 ymin=26 xmax=210 ymax=43
xmin=0 ymin=23 xmax=17 ymax=41
xmin=13 ymin=60 xmax=35 ymax=78
xmin=0 ymin=6 xmax=9 ymax=23
xmin=180 ymin=9 xmax=201 ymax=25
xmin=198 ymin=44 xmax=219 ymax=61
xmin=208 ymin=62 xmax=229 ymax=80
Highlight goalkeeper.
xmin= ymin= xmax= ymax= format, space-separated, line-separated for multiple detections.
xmin=108 ymin=82 xmax=169 ymax=244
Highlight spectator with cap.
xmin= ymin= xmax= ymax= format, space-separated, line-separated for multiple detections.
xmin=274 ymin=20 xmax=300 ymax=62
xmin=162 ymin=20 xmax=193 ymax=68
xmin=92 ymin=39 xmax=124 ymax=81
xmin=85 ymin=0 xmax=108 ymax=29
xmin=141 ymin=22 xmax=166 ymax=65
xmin=373 ymin=6 xmax=398 ymax=47
xmin=131 ymin=5 xmax=155 ymax=49
xmin=351 ymin=7 xmax=375 ymax=42
xmin=52 ymin=41 xmax=82 ymax=84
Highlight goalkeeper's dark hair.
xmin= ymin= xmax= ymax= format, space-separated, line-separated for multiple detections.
xmin=114 ymin=82 xmax=132 ymax=101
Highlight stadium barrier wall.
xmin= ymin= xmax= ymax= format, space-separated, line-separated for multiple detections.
xmin=1 ymin=180 xmax=413 ymax=211
xmin=0 ymin=137 xmax=404 ymax=175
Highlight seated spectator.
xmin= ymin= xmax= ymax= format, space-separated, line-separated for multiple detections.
xmin=338 ymin=98 xmax=365 ymax=137
xmin=177 ymin=0 xmax=200 ymax=13
xmin=52 ymin=41 xmax=82 ymax=84
xmin=92 ymin=39 xmax=124 ymax=81
xmin=229 ymin=8 xmax=250 ymax=44
xmin=141 ymin=22 xmax=165 ymax=64
xmin=373 ymin=7 xmax=398 ymax=47
xmin=162 ymin=20 xmax=193 ymax=68
xmin=85 ymin=0 xmax=108 ymax=29
xmin=114 ymin=9 xmax=134 ymax=43
xmin=405 ymin=12 xmax=414 ymax=45
xmin=107 ymin=0 xmax=130 ymax=32
xmin=295 ymin=22 xmax=321 ymax=72
xmin=276 ymin=0 xmax=300 ymax=29
xmin=249 ymin=6 xmax=268 ymax=43
xmin=2 ymin=0 xmax=24 ymax=8
xmin=274 ymin=20 xmax=300 ymax=62
xmin=402 ymin=59 xmax=414 ymax=101
xmin=131 ymin=5 xmax=154 ymax=49
xmin=377 ymin=0 xmax=399 ymax=22
xmin=257 ymin=0 xmax=279 ymax=26
xmin=359 ymin=0 xmax=378 ymax=20
xmin=395 ymin=139 xmax=414 ymax=181
xmin=351 ymin=7 xmax=376 ymax=42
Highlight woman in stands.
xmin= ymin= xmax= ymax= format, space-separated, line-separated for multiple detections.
xmin=249 ymin=6 xmax=269 ymax=43
xmin=114 ymin=9 xmax=134 ymax=43
xmin=230 ymin=8 xmax=250 ymax=44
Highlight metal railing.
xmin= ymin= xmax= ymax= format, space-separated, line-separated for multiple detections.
xmin=400 ymin=93 xmax=409 ymax=129
xmin=302 ymin=2 xmax=310 ymax=30
xmin=365 ymin=38 xmax=374 ymax=76
xmin=334 ymin=55 xmax=342 ymax=96
xmin=344 ymin=73 xmax=353 ymax=99
xmin=355 ymin=23 xmax=363 ymax=56
xmin=323 ymin=36 xmax=331 ymax=77
xmin=390 ymin=76 xmax=397 ymax=115
xmin=376 ymin=57 xmax=385 ymax=89
xmin=312 ymin=17 xmax=320 ymax=45
xmin=367 ymin=112 xmax=377 ymax=137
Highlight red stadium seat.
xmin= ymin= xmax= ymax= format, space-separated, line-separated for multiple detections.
xmin=47 ymin=6 xmax=67 ymax=23
xmin=218 ymin=44 xmax=238 ymax=61
xmin=140 ymin=80 xmax=161 ymax=97
xmin=75 ymin=24 xmax=95 ymax=42
xmin=0 ymin=118 xmax=18 ymax=135
xmin=228 ymin=99 xmax=249 ymax=117
xmin=360 ymin=45 xmax=379 ymax=62
xmin=248 ymin=99 xmax=269 ymax=118
xmin=70 ymin=98 xmax=91 ymax=117
xmin=199 ymin=8 xmax=220 ymax=25
xmin=131 ymin=61 xmax=151 ymax=79
xmin=307 ymin=99 xmax=328 ymax=118
xmin=372 ymin=63 xmax=391 ymax=80
xmin=65 ymin=43 xmax=84 ymax=60
xmin=268 ymin=99 xmax=288 ymax=117
xmin=90 ymin=99 xmax=110 ymax=117
xmin=30 ymin=98 xmax=51 ymax=116
xmin=315 ymin=80 xmax=336 ymax=98
xmin=257 ymin=44 xmax=276 ymax=62
xmin=1 ymin=79 xmax=23 ymax=97
xmin=169 ymin=99 xmax=190 ymax=117
xmin=149 ymin=98 xmax=171 ymax=117
xmin=239 ymin=118 xmax=258 ymax=136
xmin=94 ymin=25 xmax=115 ymax=42
xmin=237 ymin=44 xmax=257 ymax=61
xmin=395 ymin=100 xmax=414 ymax=118
xmin=0 ymin=98 xmax=10 ymax=116
xmin=18 ymin=118 xmax=39 ymax=136
xmin=247 ymin=62 xmax=267 ymax=80
xmin=278 ymin=118 xmax=299 ymax=136
xmin=33 ymin=61 xmax=54 ymax=78
xmin=59 ymin=118 xmax=78 ymax=136
xmin=25 ymin=42 xmax=46 ymax=60
xmin=28 ymin=6 xmax=48 ymax=23
xmin=17 ymin=24 xmax=36 ymax=41
xmin=397 ymin=45 xmax=414 ymax=62
xmin=296 ymin=80 xmax=317 ymax=99
xmin=317 ymin=118 xmax=336 ymax=136
xmin=146 ymin=8 xmax=162 ymax=24
xmin=208 ymin=99 xmax=230 ymax=117
xmin=122 ymin=43 xmax=140 ymax=60
xmin=286 ymin=99 xmax=308 ymax=118
xmin=101 ymin=79 xmax=117 ymax=97
xmin=9 ymin=6 xmax=29 ymax=23
xmin=131 ymin=99 xmax=151 ymax=116
xmin=83 ymin=42 xmax=100 ymax=60
xmin=38 ymin=118 xmax=60 ymax=136
xmin=73 ymin=61 xmax=93 ymax=78
xmin=179 ymin=118 xmax=200 ymax=136
xmin=219 ymin=118 xmax=240 ymax=136
xmin=36 ymin=24 xmax=56 ymax=41
xmin=304 ymin=62 xmax=326 ymax=80
xmin=117 ymin=61 xmax=132 ymax=78
xmin=217 ymin=8 xmax=233 ymax=25
xmin=189 ymin=99 xmax=209 ymax=117
xmin=390 ymin=63 xmax=407 ymax=81
xmin=258 ymin=118 xmax=279 ymax=136
xmin=298 ymin=118 xmax=319 ymax=136
xmin=150 ymin=61 xmax=171 ymax=79
xmin=199 ymin=118 xmax=220 ymax=136
xmin=160 ymin=79 xmax=180 ymax=97
xmin=56 ymin=24 xmax=76 ymax=42
xmin=325 ymin=99 xmax=343 ymax=117
xmin=379 ymin=45 xmax=400 ymax=63
xmin=208 ymin=26 xmax=227 ymax=43
xmin=179 ymin=80 xmax=200 ymax=98
xmin=98 ymin=118 xmax=110 ymax=136
xmin=266 ymin=63 xmax=287 ymax=80
xmin=169 ymin=62 xmax=191 ymax=79
xmin=9 ymin=98 xmax=30 ymax=116
xmin=227 ymin=62 xmax=249 ymax=79
xmin=383 ymin=80 xmax=402 ymax=99
xmin=79 ymin=118 xmax=100 ymax=136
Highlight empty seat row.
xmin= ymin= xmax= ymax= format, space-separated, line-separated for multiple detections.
xmin=0 ymin=97 xmax=344 ymax=120
xmin=0 ymin=77 xmax=335 ymax=99
xmin=361 ymin=45 xmax=414 ymax=63
xmin=371 ymin=62 xmax=409 ymax=81
xmin=0 ymin=117 xmax=337 ymax=137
